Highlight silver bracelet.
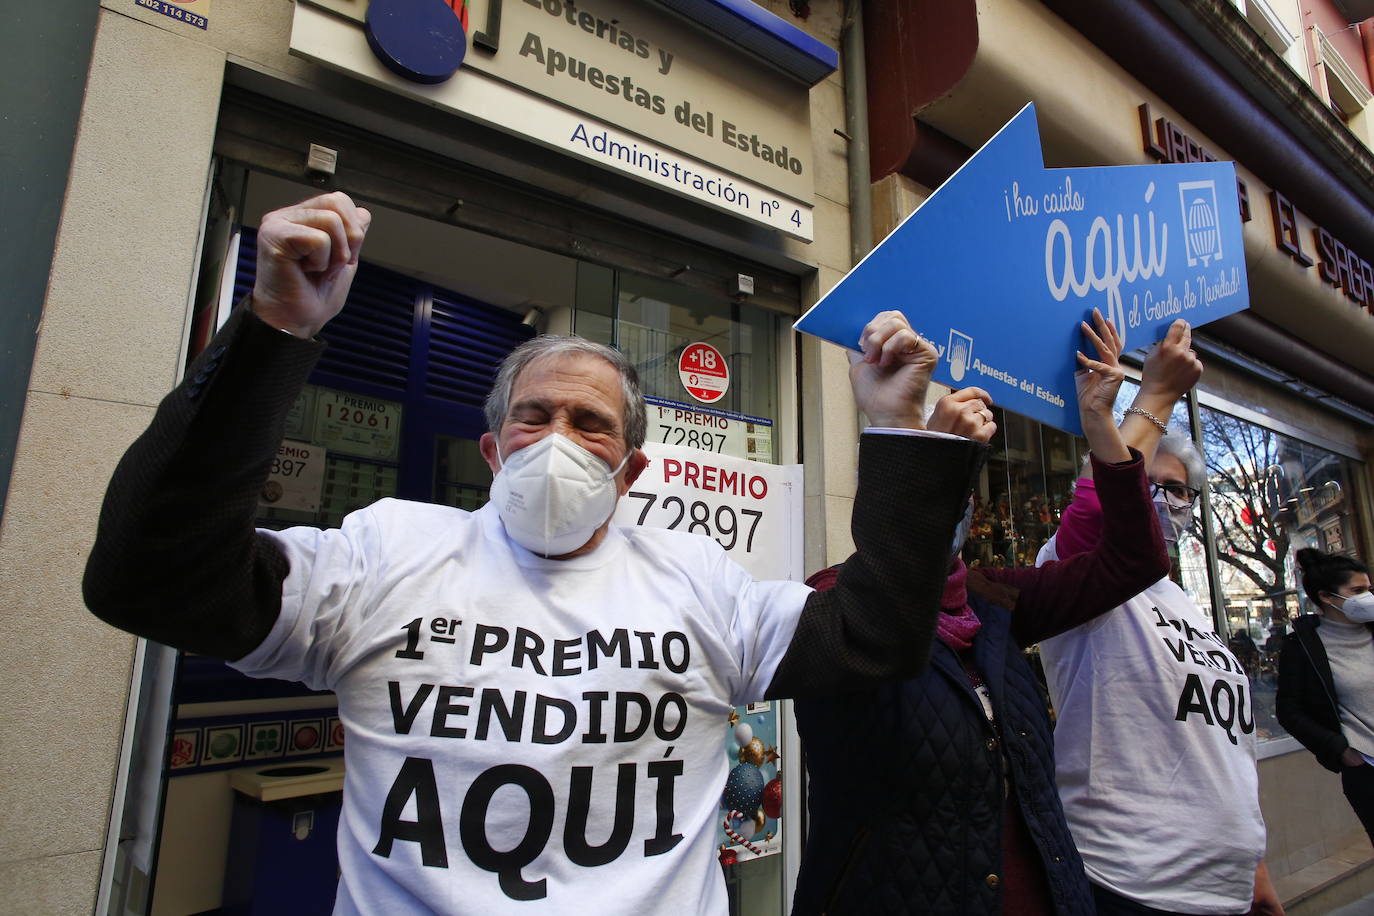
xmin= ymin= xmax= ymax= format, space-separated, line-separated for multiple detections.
xmin=1124 ymin=406 xmax=1168 ymax=434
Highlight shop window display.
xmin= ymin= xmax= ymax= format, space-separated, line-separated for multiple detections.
xmin=257 ymin=384 xmax=408 ymax=531
xmin=961 ymin=410 xmax=1085 ymax=573
xmin=1198 ymin=405 xmax=1366 ymax=742
xmin=959 ymin=377 xmax=1188 ymax=574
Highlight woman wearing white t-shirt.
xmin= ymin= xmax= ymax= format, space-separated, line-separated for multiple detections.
xmin=1276 ymin=549 xmax=1374 ymax=843
xmin=1036 ymin=319 xmax=1281 ymax=916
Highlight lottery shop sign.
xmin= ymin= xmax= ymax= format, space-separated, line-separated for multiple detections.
xmin=678 ymin=342 xmax=729 ymax=404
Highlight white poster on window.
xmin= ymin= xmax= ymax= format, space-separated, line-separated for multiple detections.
xmin=312 ymin=391 xmax=402 ymax=461
xmin=258 ymin=440 xmax=326 ymax=512
xmin=645 ymin=396 xmax=774 ymax=464
xmin=613 ymin=442 xmax=803 ymax=582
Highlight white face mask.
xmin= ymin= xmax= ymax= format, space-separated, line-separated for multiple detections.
xmin=1152 ymin=492 xmax=1192 ymax=543
xmin=489 ymin=433 xmax=630 ymax=556
xmin=1329 ymin=591 xmax=1374 ymax=624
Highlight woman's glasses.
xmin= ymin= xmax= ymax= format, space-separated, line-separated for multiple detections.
xmin=1151 ymin=482 xmax=1201 ymax=508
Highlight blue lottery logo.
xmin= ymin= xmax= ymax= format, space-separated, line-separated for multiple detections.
xmin=366 ymin=0 xmax=469 ymax=84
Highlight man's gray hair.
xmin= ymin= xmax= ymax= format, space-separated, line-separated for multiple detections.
xmin=1155 ymin=431 xmax=1206 ymax=490
xmin=485 ymin=335 xmax=648 ymax=450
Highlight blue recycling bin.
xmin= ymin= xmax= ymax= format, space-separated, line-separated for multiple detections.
xmin=223 ymin=761 xmax=344 ymax=915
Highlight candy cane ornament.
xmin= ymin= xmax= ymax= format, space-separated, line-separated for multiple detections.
xmin=723 ymin=810 xmax=765 ymax=856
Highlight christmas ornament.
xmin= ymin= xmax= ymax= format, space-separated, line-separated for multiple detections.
xmin=719 ymin=846 xmax=738 ymax=867
xmin=752 ymin=807 xmax=767 ymax=838
xmin=738 ymin=736 xmax=766 ymax=766
xmin=722 ymin=810 xmax=765 ymax=856
xmin=733 ymin=722 xmax=754 ymax=747
xmin=723 ymin=762 xmax=765 ymax=814
xmin=761 ymin=776 xmax=783 ymax=819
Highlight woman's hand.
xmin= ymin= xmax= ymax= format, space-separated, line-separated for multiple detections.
xmin=928 ymin=387 xmax=998 ymax=443
xmin=1139 ymin=318 xmax=1203 ymax=404
xmin=1118 ymin=318 xmax=1203 ymax=463
xmin=1074 ymin=307 xmax=1126 ymax=420
xmin=1248 ymin=860 xmax=1284 ymax=916
xmin=1076 ymin=309 xmax=1130 ymax=465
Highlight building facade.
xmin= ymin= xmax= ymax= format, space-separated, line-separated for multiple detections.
xmin=0 ymin=0 xmax=1372 ymax=913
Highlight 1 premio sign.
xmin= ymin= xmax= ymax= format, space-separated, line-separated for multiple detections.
xmin=366 ymin=0 xmax=470 ymax=83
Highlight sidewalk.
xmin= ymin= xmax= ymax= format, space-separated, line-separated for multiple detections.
xmin=1328 ymin=892 xmax=1374 ymax=916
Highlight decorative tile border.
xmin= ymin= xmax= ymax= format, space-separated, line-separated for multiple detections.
xmin=246 ymin=720 xmax=286 ymax=760
xmin=325 ymin=716 xmax=345 ymax=752
xmin=287 ymin=719 xmax=325 ymax=756
xmin=169 ymin=707 xmax=342 ymax=776
xmin=169 ymin=729 xmax=201 ymax=770
xmin=202 ymin=724 xmax=246 ymax=766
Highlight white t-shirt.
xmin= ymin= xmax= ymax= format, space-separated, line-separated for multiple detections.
xmin=1036 ymin=536 xmax=1266 ymax=915
xmin=234 ymin=499 xmax=811 ymax=914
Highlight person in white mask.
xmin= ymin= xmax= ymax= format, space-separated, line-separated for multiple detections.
xmin=1034 ymin=319 xmax=1282 ymax=916
xmin=1277 ymin=548 xmax=1374 ymax=844
xmin=83 ymin=192 xmax=986 ymax=915
xmin=480 ymin=340 xmax=643 ymax=558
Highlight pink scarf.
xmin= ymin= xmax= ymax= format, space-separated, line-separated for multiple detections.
xmin=804 ymin=561 xmax=982 ymax=652
xmin=936 ymin=559 xmax=982 ymax=651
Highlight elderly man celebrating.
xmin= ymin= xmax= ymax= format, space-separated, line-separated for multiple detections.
xmin=84 ymin=192 xmax=984 ymax=914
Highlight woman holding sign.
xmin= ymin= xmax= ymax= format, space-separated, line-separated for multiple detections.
xmin=1035 ymin=319 xmax=1280 ymax=916
xmin=792 ymin=310 xmax=1166 ymax=916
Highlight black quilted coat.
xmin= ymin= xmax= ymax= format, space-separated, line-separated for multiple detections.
xmin=791 ymin=453 xmax=1167 ymax=916
xmin=793 ymin=592 xmax=1089 ymax=916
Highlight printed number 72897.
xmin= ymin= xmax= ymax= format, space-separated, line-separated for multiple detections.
xmin=626 ymin=491 xmax=762 ymax=553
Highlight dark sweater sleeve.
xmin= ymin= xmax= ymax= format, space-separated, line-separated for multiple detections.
xmin=980 ymin=449 xmax=1169 ymax=648
xmin=765 ymin=433 xmax=987 ymax=699
xmin=83 ymin=304 xmax=325 ymax=660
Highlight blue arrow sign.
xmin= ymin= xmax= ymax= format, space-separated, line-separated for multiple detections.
xmin=794 ymin=103 xmax=1249 ymax=434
